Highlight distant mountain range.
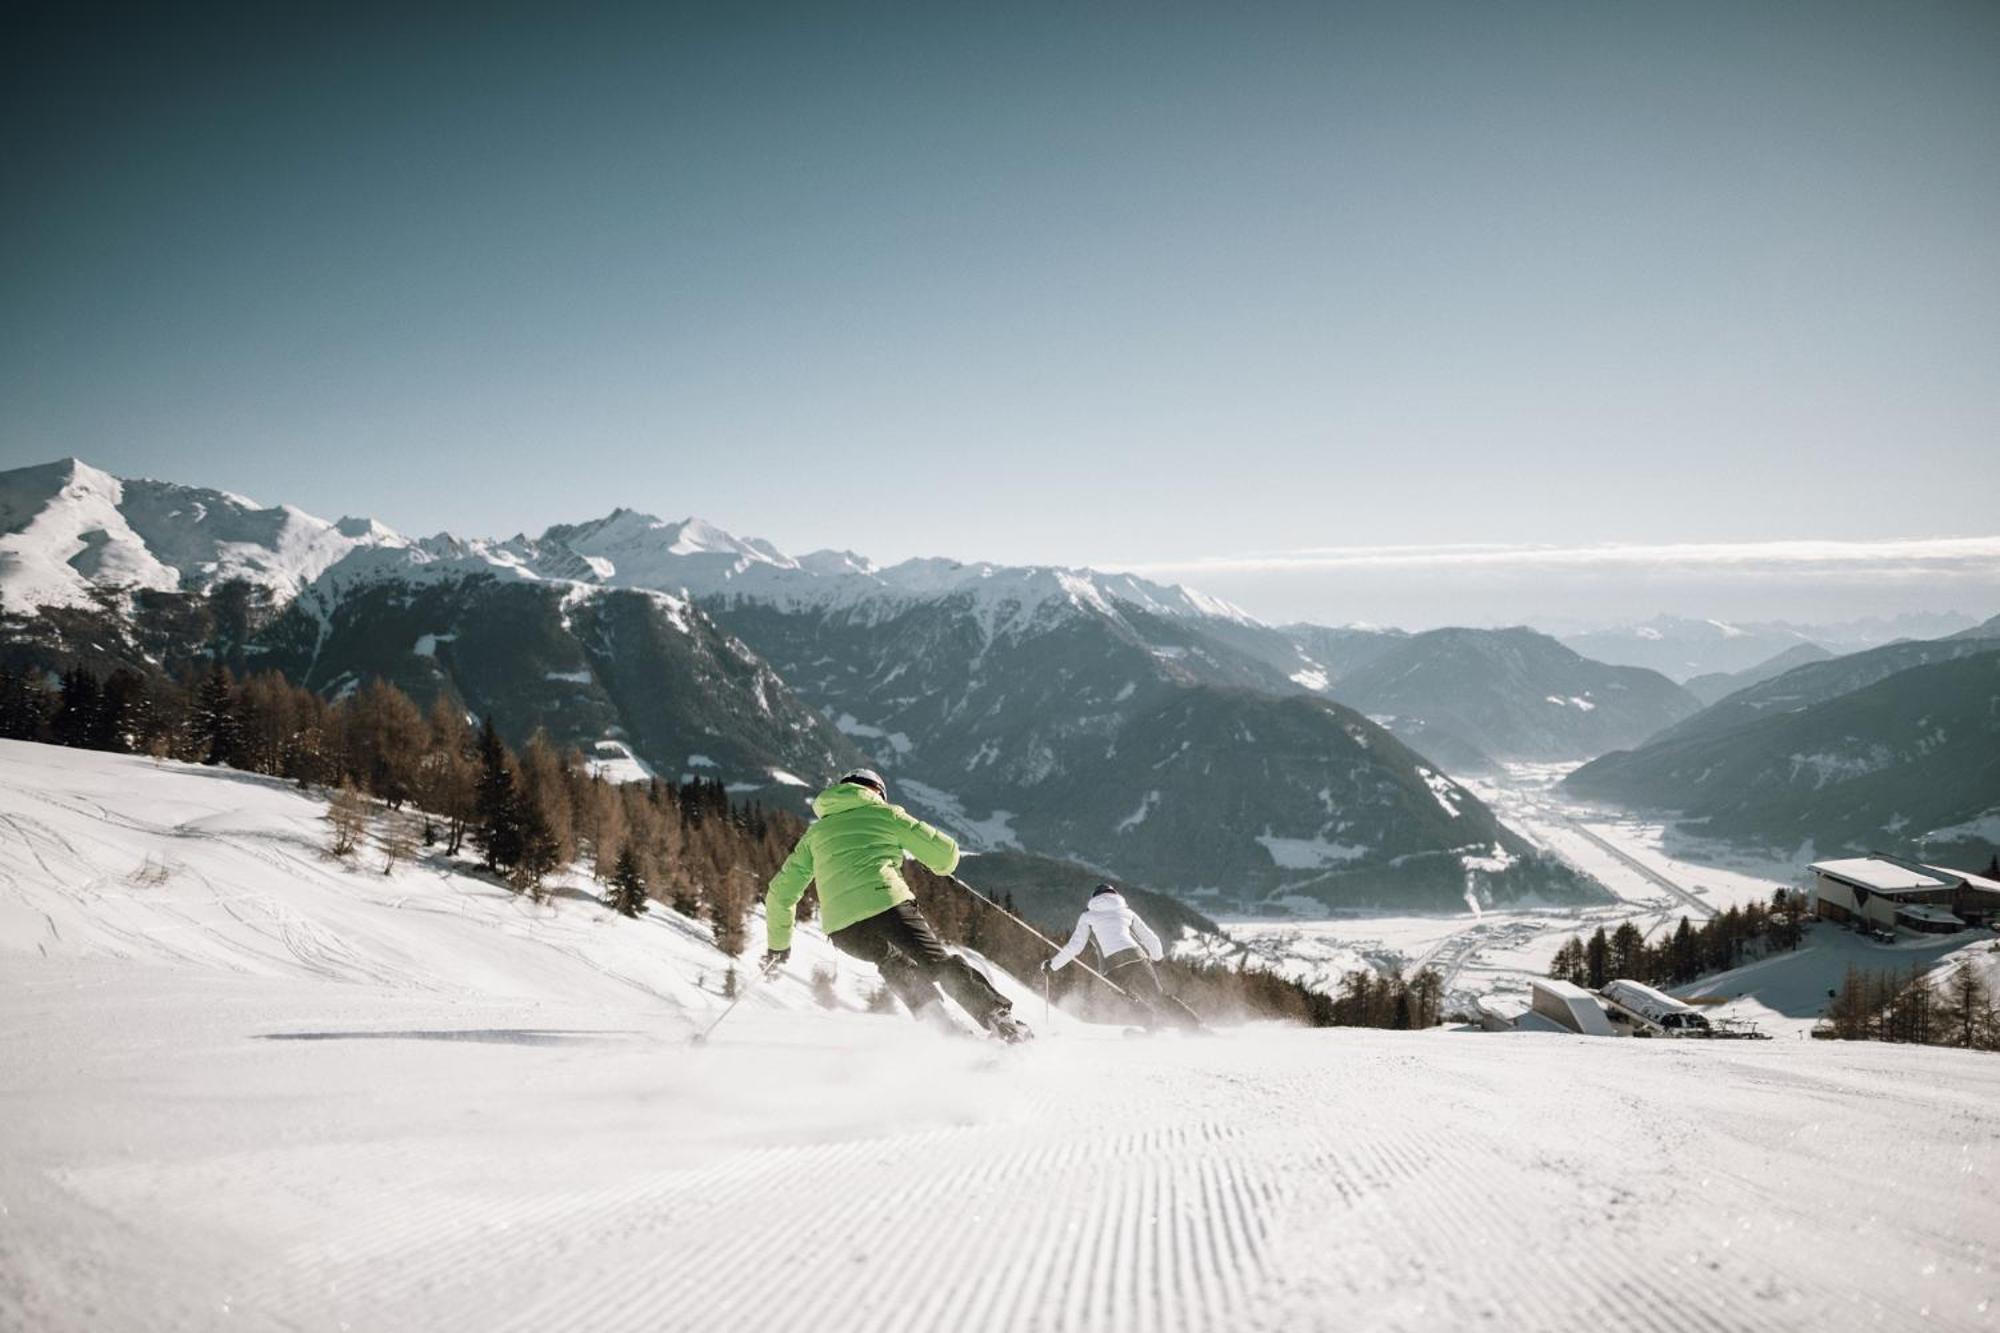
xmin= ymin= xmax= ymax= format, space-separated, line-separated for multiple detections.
xmin=0 ymin=459 xmax=1595 ymax=911
xmin=1566 ymin=625 xmax=2000 ymax=865
xmin=1557 ymin=612 xmax=1983 ymax=681
xmin=1682 ymin=643 xmax=1836 ymax=707
xmin=1320 ymin=626 xmax=1701 ymax=767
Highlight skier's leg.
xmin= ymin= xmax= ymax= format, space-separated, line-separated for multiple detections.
xmin=879 ymin=902 xmax=1015 ymax=1030
xmin=830 ymin=910 xmax=947 ymax=1018
xmin=1132 ymin=960 xmax=1202 ymax=1029
xmin=1105 ymin=950 xmax=1167 ymax=1027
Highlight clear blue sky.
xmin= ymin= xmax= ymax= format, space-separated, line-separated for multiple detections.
xmin=3 ymin=2 xmax=1996 ymax=625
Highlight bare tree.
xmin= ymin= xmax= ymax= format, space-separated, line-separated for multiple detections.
xmin=380 ymin=809 xmax=420 ymax=875
xmin=327 ymin=780 xmax=370 ymax=858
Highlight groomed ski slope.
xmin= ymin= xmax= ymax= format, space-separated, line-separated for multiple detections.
xmin=2 ymin=743 xmax=1997 ymax=1332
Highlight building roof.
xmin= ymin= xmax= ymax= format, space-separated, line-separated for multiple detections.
xmin=1811 ymin=857 xmax=1950 ymax=894
xmin=1947 ymin=868 xmax=2000 ymax=893
xmin=1895 ymin=904 xmax=1965 ymax=926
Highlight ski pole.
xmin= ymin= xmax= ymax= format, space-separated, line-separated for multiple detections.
xmin=945 ymin=874 xmax=1134 ymax=1001
xmin=689 ymin=957 xmax=783 ymax=1047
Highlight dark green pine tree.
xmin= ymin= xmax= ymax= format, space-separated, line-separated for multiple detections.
xmin=608 ymin=845 xmax=649 ymax=918
xmin=191 ymin=664 xmax=241 ymax=766
xmin=1609 ymin=921 xmax=1645 ymax=980
xmin=1669 ymin=916 xmax=1700 ymax=983
xmin=1584 ymin=926 xmax=1610 ymax=989
xmin=0 ymin=667 xmax=51 ymax=741
xmin=51 ymin=668 xmax=102 ymax=749
xmin=94 ymin=668 xmax=149 ymax=753
xmin=472 ymin=717 xmax=523 ymax=873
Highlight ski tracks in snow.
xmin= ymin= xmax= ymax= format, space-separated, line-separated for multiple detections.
xmin=207 ymin=1029 xmax=2000 ymax=1333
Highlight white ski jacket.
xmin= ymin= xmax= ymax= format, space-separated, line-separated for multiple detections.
xmin=1049 ymin=888 xmax=1163 ymax=970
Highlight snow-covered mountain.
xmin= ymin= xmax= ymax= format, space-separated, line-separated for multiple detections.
xmin=0 ymin=458 xmax=1592 ymax=909
xmin=0 ymin=459 xmax=858 ymax=795
xmin=0 ymin=458 xmax=400 ymax=613
xmin=508 ymin=508 xmax=1587 ymax=907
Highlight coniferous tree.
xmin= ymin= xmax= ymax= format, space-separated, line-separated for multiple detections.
xmin=1548 ymin=936 xmax=1588 ymax=986
xmin=511 ymin=789 xmax=559 ymax=900
xmin=51 ymin=667 xmax=102 ymax=748
xmin=607 ymin=845 xmax=649 ymax=918
xmin=96 ymin=668 xmax=150 ymax=755
xmin=0 ymin=667 xmax=51 ymax=741
xmin=472 ymin=717 xmax=524 ymax=874
xmin=1608 ymin=921 xmax=1645 ymax=980
xmin=190 ymin=664 xmax=241 ymax=766
xmin=1584 ymin=926 xmax=1610 ymax=989
xmin=1668 ymin=917 xmax=1700 ymax=983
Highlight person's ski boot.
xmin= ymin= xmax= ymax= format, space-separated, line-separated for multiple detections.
xmin=985 ymin=1011 xmax=1035 ymax=1044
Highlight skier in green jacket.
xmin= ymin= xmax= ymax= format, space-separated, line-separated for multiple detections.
xmin=763 ymin=768 xmax=1031 ymax=1042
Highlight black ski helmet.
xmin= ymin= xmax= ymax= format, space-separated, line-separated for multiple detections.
xmin=839 ymin=767 xmax=887 ymax=796
xmin=1088 ymin=882 xmax=1119 ymax=904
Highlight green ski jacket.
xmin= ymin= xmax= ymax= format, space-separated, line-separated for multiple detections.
xmin=765 ymin=782 xmax=961 ymax=950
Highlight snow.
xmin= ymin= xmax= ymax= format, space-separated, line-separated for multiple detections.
xmin=3 ymin=743 xmax=1998 ymax=1331
xmin=1255 ymin=831 xmax=1367 ymax=869
xmin=1288 ymin=666 xmax=1329 ymax=691
xmin=0 ymin=460 xmax=404 ymax=614
xmin=1113 ymin=681 xmax=1137 ymax=703
xmin=411 ymin=632 xmax=456 ymax=657
xmin=892 ymin=779 xmax=1023 ymax=851
xmin=767 ymin=768 xmax=809 ymax=787
xmin=585 ymin=740 xmax=654 ymax=785
xmin=1416 ymin=766 xmax=1462 ymax=818
xmin=1116 ymin=790 xmax=1161 ymax=833
xmin=545 ymin=669 xmax=593 ymax=684
xmin=685 ymin=754 xmax=717 ymax=768
xmin=1459 ymin=842 xmax=1516 ymax=874
xmin=1812 ymin=857 xmax=1949 ymax=893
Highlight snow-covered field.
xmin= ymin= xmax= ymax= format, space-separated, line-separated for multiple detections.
xmin=5 ymin=743 xmax=2000 ymax=1331
xmin=1221 ymin=765 xmax=1805 ymax=1012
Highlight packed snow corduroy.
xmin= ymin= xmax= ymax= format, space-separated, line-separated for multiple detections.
xmin=765 ymin=781 xmax=961 ymax=951
xmin=1048 ymin=885 xmax=1163 ymax=971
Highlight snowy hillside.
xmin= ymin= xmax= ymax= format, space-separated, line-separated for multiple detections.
xmin=5 ymin=743 xmax=1998 ymax=1332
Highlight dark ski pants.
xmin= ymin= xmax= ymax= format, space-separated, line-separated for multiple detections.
xmin=830 ymin=901 xmax=1013 ymax=1029
xmin=1105 ymin=948 xmax=1202 ymax=1030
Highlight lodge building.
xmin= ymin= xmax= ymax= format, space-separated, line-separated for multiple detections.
xmin=1810 ymin=854 xmax=2000 ymax=935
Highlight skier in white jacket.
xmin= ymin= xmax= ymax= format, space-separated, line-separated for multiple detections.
xmin=1044 ymin=884 xmax=1201 ymax=1030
